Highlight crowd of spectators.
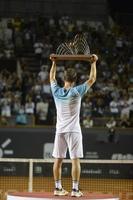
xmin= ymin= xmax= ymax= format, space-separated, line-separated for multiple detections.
xmin=0 ymin=15 xmax=133 ymax=127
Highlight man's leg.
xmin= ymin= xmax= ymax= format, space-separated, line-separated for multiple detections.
xmin=53 ymin=158 xmax=68 ymax=196
xmin=71 ymin=158 xmax=81 ymax=183
xmin=71 ymin=158 xmax=83 ymax=197
xmin=53 ymin=158 xmax=63 ymax=188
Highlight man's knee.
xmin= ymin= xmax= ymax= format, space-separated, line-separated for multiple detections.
xmin=54 ymin=158 xmax=63 ymax=167
xmin=71 ymin=158 xmax=80 ymax=165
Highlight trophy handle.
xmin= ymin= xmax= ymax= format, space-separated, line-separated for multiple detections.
xmin=50 ymin=54 xmax=91 ymax=61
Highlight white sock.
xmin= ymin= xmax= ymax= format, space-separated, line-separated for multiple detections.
xmin=72 ymin=180 xmax=79 ymax=191
xmin=55 ymin=180 xmax=62 ymax=189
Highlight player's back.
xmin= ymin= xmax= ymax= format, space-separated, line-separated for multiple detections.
xmin=51 ymin=81 xmax=89 ymax=134
xmin=54 ymin=87 xmax=81 ymax=134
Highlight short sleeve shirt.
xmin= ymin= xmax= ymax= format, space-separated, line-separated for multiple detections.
xmin=51 ymin=80 xmax=90 ymax=134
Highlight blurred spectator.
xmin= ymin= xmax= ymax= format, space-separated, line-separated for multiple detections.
xmin=82 ymin=97 xmax=92 ymax=118
xmin=42 ymin=40 xmax=53 ymax=64
xmin=115 ymin=36 xmax=123 ymax=51
xmin=0 ymin=92 xmax=12 ymax=125
xmin=119 ymin=114 xmax=131 ymax=128
xmin=25 ymin=97 xmax=35 ymax=115
xmin=0 ymin=116 xmax=8 ymax=125
xmin=109 ymin=97 xmax=119 ymax=118
xmin=23 ymin=28 xmax=33 ymax=52
xmin=83 ymin=116 xmax=94 ymax=128
xmin=14 ymin=29 xmax=23 ymax=55
xmin=106 ymin=117 xmax=117 ymax=143
xmin=35 ymin=98 xmax=49 ymax=125
xmin=15 ymin=107 xmax=27 ymax=125
xmin=106 ymin=117 xmax=116 ymax=130
xmin=94 ymin=97 xmax=105 ymax=117
xmin=41 ymin=79 xmax=51 ymax=98
xmin=128 ymin=93 xmax=133 ymax=118
xmin=4 ymin=23 xmax=13 ymax=44
xmin=33 ymin=39 xmax=44 ymax=62
xmin=31 ymin=80 xmax=42 ymax=98
xmin=38 ymin=65 xmax=48 ymax=83
xmin=4 ymin=39 xmax=14 ymax=59
xmin=12 ymin=97 xmax=21 ymax=114
xmin=11 ymin=15 xmax=23 ymax=32
xmin=120 ymin=96 xmax=130 ymax=120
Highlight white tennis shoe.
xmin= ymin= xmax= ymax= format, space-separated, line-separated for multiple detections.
xmin=54 ymin=188 xmax=69 ymax=196
xmin=71 ymin=189 xmax=83 ymax=197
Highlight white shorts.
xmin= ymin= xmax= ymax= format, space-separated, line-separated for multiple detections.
xmin=52 ymin=132 xmax=83 ymax=159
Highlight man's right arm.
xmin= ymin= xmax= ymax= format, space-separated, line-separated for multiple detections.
xmin=87 ymin=54 xmax=98 ymax=87
xmin=49 ymin=59 xmax=57 ymax=83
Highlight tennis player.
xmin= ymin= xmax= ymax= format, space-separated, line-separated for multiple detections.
xmin=50 ymin=54 xmax=98 ymax=197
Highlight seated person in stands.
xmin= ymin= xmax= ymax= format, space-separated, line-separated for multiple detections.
xmin=35 ymin=97 xmax=49 ymax=125
xmin=15 ymin=107 xmax=27 ymax=125
xmin=83 ymin=116 xmax=94 ymax=128
xmin=105 ymin=117 xmax=117 ymax=143
xmin=119 ymin=114 xmax=131 ymax=128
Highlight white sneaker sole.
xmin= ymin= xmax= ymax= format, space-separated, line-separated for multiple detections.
xmin=71 ymin=191 xmax=83 ymax=197
xmin=54 ymin=190 xmax=69 ymax=196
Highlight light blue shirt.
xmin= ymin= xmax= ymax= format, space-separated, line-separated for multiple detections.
xmin=51 ymin=80 xmax=90 ymax=134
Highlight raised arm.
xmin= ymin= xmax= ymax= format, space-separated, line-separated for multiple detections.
xmin=49 ymin=59 xmax=57 ymax=83
xmin=87 ymin=54 xmax=98 ymax=87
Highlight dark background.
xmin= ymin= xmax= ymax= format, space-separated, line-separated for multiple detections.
xmin=0 ymin=0 xmax=132 ymax=25
xmin=107 ymin=0 xmax=133 ymax=25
